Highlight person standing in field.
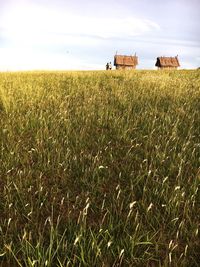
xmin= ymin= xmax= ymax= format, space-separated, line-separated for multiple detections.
xmin=106 ymin=62 xmax=109 ymax=70
xmin=108 ymin=62 xmax=112 ymax=70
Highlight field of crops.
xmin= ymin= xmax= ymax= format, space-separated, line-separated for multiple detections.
xmin=0 ymin=70 xmax=199 ymax=266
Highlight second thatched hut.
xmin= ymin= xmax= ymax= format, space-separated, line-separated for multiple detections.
xmin=155 ymin=56 xmax=180 ymax=69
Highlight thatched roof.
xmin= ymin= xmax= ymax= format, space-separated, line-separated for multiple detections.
xmin=114 ymin=55 xmax=138 ymax=66
xmin=155 ymin=56 xmax=180 ymax=67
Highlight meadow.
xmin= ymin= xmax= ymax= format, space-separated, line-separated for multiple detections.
xmin=0 ymin=70 xmax=199 ymax=266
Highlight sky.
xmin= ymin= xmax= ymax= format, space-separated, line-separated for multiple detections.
xmin=0 ymin=0 xmax=200 ymax=70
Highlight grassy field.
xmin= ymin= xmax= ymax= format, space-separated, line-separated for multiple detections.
xmin=0 ymin=70 xmax=199 ymax=266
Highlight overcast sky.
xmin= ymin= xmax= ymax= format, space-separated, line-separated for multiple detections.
xmin=0 ymin=0 xmax=199 ymax=70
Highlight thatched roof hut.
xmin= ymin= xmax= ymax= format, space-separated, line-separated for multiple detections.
xmin=155 ymin=56 xmax=180 ymax=69
xmin=114 ymin=55 xmax=138 ymax=70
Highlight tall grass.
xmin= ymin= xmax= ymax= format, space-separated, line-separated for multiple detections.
xmin=0 ymin=70 xmax=199 ymax=266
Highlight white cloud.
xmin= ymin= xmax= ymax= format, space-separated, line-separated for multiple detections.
xmin=59 ymin=16 xmax=160 ymax=39
xmin=1 ymin=4 xmax=160 ymax=44
xmin=0 ymin=3 xmax=161 ymax=70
